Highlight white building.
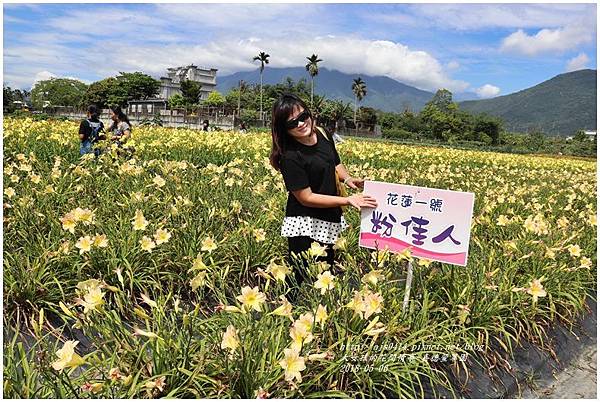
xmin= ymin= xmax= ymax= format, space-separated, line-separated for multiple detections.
xmin=128 ymin=64 xmax=218 ymax=115
xmin=159 ymin=64 xmax=218 ymax=101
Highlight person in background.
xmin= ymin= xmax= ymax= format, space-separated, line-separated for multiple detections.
xmin=79 ymin=104 xmax=105 ymax=156
xmin=202 ymin=120 xmax=210 ymax=131
xmin=269 ymin=93 xmax=377 ymax=295
xmin=108 ymin=106 xmax=132 ymax=147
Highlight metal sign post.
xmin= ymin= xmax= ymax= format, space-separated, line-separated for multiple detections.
xmin=402 ymin=259 xmax=414 ymax=313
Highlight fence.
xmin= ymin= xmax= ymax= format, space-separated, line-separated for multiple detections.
xmin=43 ymin=106 xmax=236 ymax=130
xmin=42 ymin=106 xmax=381 ymax=137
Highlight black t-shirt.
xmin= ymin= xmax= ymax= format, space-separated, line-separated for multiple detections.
xmin=78 ymin=118 xmax=104 ymax=142
xmin=279 ymin=127 xmax=343 ymax=223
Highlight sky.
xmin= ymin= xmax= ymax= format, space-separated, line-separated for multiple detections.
xmin=3 ymin=2 xmax=598 ymax=99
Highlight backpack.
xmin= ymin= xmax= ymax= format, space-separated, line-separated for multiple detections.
xmin=87 ymin=119 xmax=103 ymax=143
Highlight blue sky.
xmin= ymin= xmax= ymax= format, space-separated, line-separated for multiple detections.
xmin=4 ymin=3 xmax=597 ymax=98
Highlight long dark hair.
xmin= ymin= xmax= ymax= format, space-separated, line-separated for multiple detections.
xmin=109 ymin=106 xmax=132 ymax=131
xmin=269 ymin=93 xmax=313 ymax=171
xmin=87 ymin=104 xmax=100 ymax=120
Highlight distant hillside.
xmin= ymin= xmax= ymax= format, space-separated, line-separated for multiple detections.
xmin=217 ymin=67 xmax=435 ymax=113
xmin=459 ymin=69 xmax=597 ymax=136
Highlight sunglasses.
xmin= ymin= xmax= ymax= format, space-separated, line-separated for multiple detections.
xmin=285 ymin=110 xmax=311 ymax=129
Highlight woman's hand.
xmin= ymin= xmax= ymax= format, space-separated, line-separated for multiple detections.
xmin=344 ymin=177 xmax=365 ymax=190
xmin=346 ymin=194 xmax=378 ymax=211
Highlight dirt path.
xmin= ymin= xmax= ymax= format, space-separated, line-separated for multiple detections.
xmin=519 ymin=343 xmax=597 ymax=399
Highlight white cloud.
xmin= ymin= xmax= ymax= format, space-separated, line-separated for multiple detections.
xmin=91 ymin=36 xmax=468 ymax=92
xmin=408 ymin=4 xmax=595 ymax=31
xmin=3 ymin=4 xmax=470 ymax=92
xmin=33 ymin=71 xmax=57 ymax=86
xmin=500 ymin=25 xmax=593 ymax=56
xmin=475 ymin=84 xmax=500 ymax=99
xmin=446 ymin=61 xmax=460 ymax=71
xmin=565 ymin=53 xmax=590 ymax=72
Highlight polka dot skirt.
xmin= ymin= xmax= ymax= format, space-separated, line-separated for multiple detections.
xmin=281 ymin=216 xmax=349 ymax=245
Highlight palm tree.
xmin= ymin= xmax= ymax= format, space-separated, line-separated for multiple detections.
xmin=237 ymin=80 xmax=247 ymax=116
xmin=305 ymin=54 xmax=323 ymax=107
xmin=253 ymin=51 xmax=270 ymax=121
xmin=311 ymin=94 xmax=326 ymax=123
xmin=351 ymin=77 xmax=367 ymax=129
xmin=331 ymin=100 xmax=351 ymax=133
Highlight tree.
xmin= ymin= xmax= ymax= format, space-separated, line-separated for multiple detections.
xmin=351 ymin=77 xmax=367 ymax=127
xmin=31 ymin=78 xmax=88 ymax=109
xmin=358 ymin=107 xmax=378 ymax=128
xmin=237 ymin=80 xmax=248 ymax=115
xmin=168 ymin=94 xmax=185 ymax=110
xmin=203 ymin=91 xmax=226 ymax=107
xmin=319 ymin=99 xmax=351 ymax=131
xmin=573 ymin=129 xmax=588 ymax=142
xmin=180 ymin=80 xmax=202 ymax=106
xmin=117 ymin=72 xmax=160 ymax=101
xmin=3 ymin=86 xmax=15 ymax=112
xmin=83 ymin=72 xmax=159 ymax=108
xmin=253 ymin=51 xmax=270 ymax=120
xmin=84 ymin=77 xmax=128 ymax=108
xmin=429 ymin=88 xmax=453 ymax=112
xmin=305 ymin=54 xmax=323 ymax=107
xmin=473 ymin=114 xmax=502 ymax=145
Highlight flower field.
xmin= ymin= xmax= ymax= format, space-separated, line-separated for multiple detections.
xmin=3 ymin=116 xmax=596 ymax=398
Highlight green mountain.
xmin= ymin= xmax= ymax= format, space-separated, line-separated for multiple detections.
xmin=217 ymin=67 xmax=437 ymax=113
xmin=459 ymin=69 xmax=597 ymax=136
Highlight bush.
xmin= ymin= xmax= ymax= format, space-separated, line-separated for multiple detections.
xmin=382 ymin=128 xmax=416 ymax=140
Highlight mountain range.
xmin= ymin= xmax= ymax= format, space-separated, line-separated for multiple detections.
xmin=216 ymin=67 xmax=440 ymax=113
xmin=217 ymin=67 xmax=597 ymax=136
xmin=459 ymin=69 xmax=596 ymax=136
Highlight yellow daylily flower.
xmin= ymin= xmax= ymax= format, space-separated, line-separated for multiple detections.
xmin=567 ymin=244 xmax=581 ymax=257
xmin=79 ymin=286 xmax=105 ymax=314
xmin=4 ymin=187 xmax=16 ymax=198
xmin=132 ymin=209 xmax=149 ymax=231
xmin=269 ymin=296 xmax=293 ymax=320
xmin=190 ymin=271 xmax=207 ymax=291
xmin=526 ymin=278 xmax=547 ymax=303
xmin=140 ymin=236 xmax=156 ymax=252
xmin=398 ymin=247 xmax=413 ymax=261
xmin=361 ymin=269 xmax=384 ymax=286
xmin=279 ymin=348 xmax=306 ymax=383
xmin=333 ymin=237 xmax=347 ymax=251
xmin=140 ymin=293 xmax=157 ymax=308
xmin=362 ymin=291 xmax=384 ymax=319
xmin=221 ymin=325 xmax=240 ymax=352
xmin=51 ymin=340 xmax=86 ymax=371
xmin=75 ymin=236 xmax=93 ymax=254
xmin=580 ymin=257 xmax=592 ymax=269
xmin=315 ymin=304 xmax=328 ymax=327
xmin=133 ymin=327 xmax=161 ymax=339
xmin=60 ymin=212 xmax=77 ymax=233
xmin=154 ymin=228 xmax=171 ymax=245
xmin=153 ymin=175 xmax=166 ymax=187
xmin=253 ymin=228 xmax=266 ymax=242
xmin=236 ymin=286 xmax=266 ymax=312
xmin=314 ymin=270 xmax=336 ymax=295
xmin=265 ymin=261 xmax=290 ymax=282
xmin=93 ymin=234 xmax=108 ymax=248
xmin=201 ymin=236 xmax=217 ymax=252
xmin=496 ymin=215 xmax=510 ymax=226
xmin=308 ymin=242 xmax=328 ymax=258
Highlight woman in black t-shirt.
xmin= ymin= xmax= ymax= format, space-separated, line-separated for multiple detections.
xmin=79 ymin=104 xmax=105 ymax=156
xmin=269 ymin=93 xmax=377 ymax=290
